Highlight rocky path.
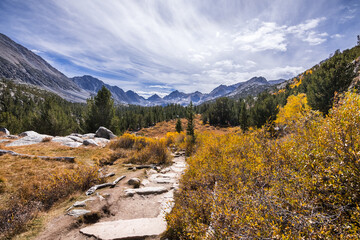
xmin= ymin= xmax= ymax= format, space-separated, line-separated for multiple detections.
xmin=80 ymin=155 xmax=186 ymax=239
xmin=36 ymin=152 xmax=186 ymax=240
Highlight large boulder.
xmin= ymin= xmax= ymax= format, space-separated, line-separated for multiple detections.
xmin=0 ymin=128 xmax=10 ymax=136
xmin=7 ymin=131 xmax=52 ymax=147
xmin=95 ymin=127 xmax=116 ymax=140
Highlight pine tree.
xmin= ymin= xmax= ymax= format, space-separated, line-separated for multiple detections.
xmin=239 ymin=99 xmax=248 ymax=131
xmin=85 ymin=86 xmax=116 ymax=132
xmin=175 ymin=118 xmax=182 ymax=133
xmin=307 ymin=53 xmax=355 ymax=114
xmin=186 ymin=102 xmax=195 ymax=138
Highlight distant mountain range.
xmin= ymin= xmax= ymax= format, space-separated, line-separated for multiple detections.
xmin=71 ymin=75 xmax=285 ymax=106
xmin=0 ymin=33 xmax=286 ymax=106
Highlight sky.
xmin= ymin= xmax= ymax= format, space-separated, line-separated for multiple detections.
xmin=0 ymin=0 xmax=359 ymax=98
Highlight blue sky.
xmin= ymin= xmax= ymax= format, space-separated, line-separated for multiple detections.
xmin=0 ymin=0 xmax=359 ymax=97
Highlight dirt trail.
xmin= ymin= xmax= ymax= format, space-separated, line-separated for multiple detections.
xmin=36 ymin=153 xmax=186 ymax=240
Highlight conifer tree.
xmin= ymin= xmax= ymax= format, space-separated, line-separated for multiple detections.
xmin=186 ymin=101 xmax=195 ymax=138
xmin=85 ymin=86 xmax=117 ymax=132
xmin=175 ymin=117 xmax=182 ymax=133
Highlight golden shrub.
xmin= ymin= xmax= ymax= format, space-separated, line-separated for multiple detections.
xmin=165 ymin=92 xmax=360 ymax=239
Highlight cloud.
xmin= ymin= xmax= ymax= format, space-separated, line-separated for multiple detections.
xmin=287 ymin=17 xmax=328 ymax=45
xmin=1 ymin=0 xmax=350 ymax=96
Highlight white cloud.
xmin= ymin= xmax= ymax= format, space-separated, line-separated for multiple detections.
xmin=1 ymin=0 xmax=335 ymax=95
xmin=287 ymin=17 xmax=328 ymax=45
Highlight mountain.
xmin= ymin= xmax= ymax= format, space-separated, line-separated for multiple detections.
xmin=0 ymin=33 xmax=89 ymax=102
xmin=71 ymin=75 xmax=146 ymax=105
xmin=227 ymin=76 xmax=277 ymax=99
xmin=0 ymin=33 xmax=286 ymax=106
xmin=72 ymin=75 xmax=285 ymax=106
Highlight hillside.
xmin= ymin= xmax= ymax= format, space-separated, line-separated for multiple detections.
xmin=164 ymin=44 xmax=360 ymax=239
xmin=0 ymin=34 xmax=89 ymax=102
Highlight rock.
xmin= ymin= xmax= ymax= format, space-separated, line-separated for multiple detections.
xmin=6 ymin=135 xmax=18 ymax=139
xmin=83 ymin=139 xmax=98 ymax=146
xmin=68 ymin=209 xmax=91 ymax=217
xmin=69 ymin=133 xmax=83 ymax=138
xmin=124 ymin=187 xmax=168 ymax=197
xmin=95 ymin=126 xmax=116 ymax=140
xmin=18 ymin=131 xmax=40 ymax=137
xmin=127 ymin=178 xmax=141 ymax=188
xmin=63 ymin=142 xmax=83 ymax=148
xmin=0 ymin=139 xmax=9 ymax=143
xmin=160 ymin=167 xmax=171 ymax=173
xmin=141 ymin=179 xmax=150 ymax=186
xmin=7 ymin=132 xmax=52 ymax=146
xmin=52 ymin=136 xmax=74 ymax=143
xmin=83 ymin=133 xmax=96 ymax=139
xmin=94 ymin=137 xmax=110 ymax=147
xmin=0 ymin=128 xmax=10 ymax=136
xmin=67 ymin=135 xmax=84 ymax=143
xmin=51 ymin=136 xmax=83 ymax=147
xmin=80 ymin=217 xmax=166 ymax=239
xmin=146 ymin=169 xmax=158 ymax=175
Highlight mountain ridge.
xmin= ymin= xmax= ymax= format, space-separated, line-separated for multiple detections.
xmin=0 ymin=33 xmax=286 ymax=106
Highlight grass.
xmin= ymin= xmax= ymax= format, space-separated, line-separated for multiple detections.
xmin=0 ymin=140 xmax=116 ymax=239
xmin=136 ymin=115 xmax=239 ymax=138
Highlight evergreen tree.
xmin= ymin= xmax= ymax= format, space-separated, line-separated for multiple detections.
xmin=85 ymin=86 xmax=117 ymax=132
xmin=186 ymin=102 xmax=195 ymax=138
xmin=175 ymin=118 xmax=183 ymax=133
xmin=36 ymin=98 xmax=77 ymax=136
xmin=307 ymin=53 xmax=355 ymax=114
xmin=238 ymin=99 xmax=248 ymax=131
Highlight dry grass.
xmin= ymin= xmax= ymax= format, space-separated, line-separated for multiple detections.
xmin=0 ymin=140 xmax=118 ymax=239
xmin=136 ymin=115 xmax=239 ymax=138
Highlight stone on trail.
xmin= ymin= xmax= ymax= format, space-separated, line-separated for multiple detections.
xmin=95 ymin=126 xmax=116 ymax=140
xmin=68 ymin=209 xmax=91 ymax=217
xmin=127 ymin=178 xmax=141 ymax=188
xmin=80 ymin=217 xmax=167 ymax=240
xmin=124 ymin=186 xmax=168 ymax=197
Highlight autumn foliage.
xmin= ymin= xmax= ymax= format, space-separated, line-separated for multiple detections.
xmin=166 ymin=91 xmax=360 ymax=239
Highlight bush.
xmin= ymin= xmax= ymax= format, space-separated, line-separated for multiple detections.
xmin=110 ymin=133 xmax=136 ymax=149
xmin=0 ymin=165 xmax=103 ymax=239
xmin=127 ymin=140 xmax=170 ymax=165
xmin=165 ymin=92 xmax=360 ymax=239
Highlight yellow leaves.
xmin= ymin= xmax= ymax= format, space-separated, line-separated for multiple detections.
xmin=166 ymin=91 xmax=360 ymax=239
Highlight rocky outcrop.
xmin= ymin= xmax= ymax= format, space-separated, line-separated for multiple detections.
xmin=95 ymin=127 xmax=116 ymax=140
xmin=4 ymin=128 xmax=114 ymax=148
xmin=7 ymin=131 xmax=52 ymax=146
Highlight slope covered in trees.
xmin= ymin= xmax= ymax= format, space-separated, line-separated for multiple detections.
xmin=0 ymin=79 xmax=187 ymax=135
xmin=199 ymin=45 xmax=360 ymax=130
